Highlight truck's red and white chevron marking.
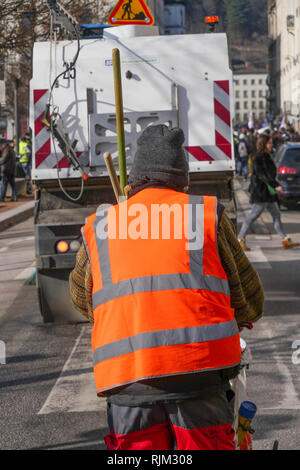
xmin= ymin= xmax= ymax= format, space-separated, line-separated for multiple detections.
xmin=34 ymin=89 xmax=83 ymax=170
xmin=34 ymin=89 xmax=51 ymax=169
xmin=185 ymin=80 xmax=232 ymax=162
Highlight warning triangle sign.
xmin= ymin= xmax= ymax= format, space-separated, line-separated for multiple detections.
xmin=108 ymin=0 xmax=155 ymax=26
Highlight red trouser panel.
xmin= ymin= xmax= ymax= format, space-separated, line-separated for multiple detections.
xmin=105 ymin=423 xmax=235 ymax=451
xmin=172 ymin=423 xmax=235 ymax=450
xmin=104 ymin=393 xmax=236 ymax=450
xmin=104 ymin=423 xmax=174 ymax=450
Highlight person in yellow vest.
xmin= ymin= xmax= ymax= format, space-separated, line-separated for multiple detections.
xmin=70 ymin=125 xmax=264 ymax=450
xmin=19 ymin=133 xmax=32 ymax=194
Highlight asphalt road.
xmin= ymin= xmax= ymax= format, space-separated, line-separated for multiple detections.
xmin=236 ymin=182 xmax=300 ymax=450
xmin=0 ymin=219 xmax=107 ymax=450
xmin=0 ymin=190 xmax=300 ymax=450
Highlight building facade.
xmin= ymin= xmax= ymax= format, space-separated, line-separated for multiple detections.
xmin=233 ymin=72 xmax=268 ymax=125
xmin=268 ymin=0 xmax=300 ymax=129
xmin=148 ymin=0 xmax=165 ymax=32
xmin=164 ymin=1 xmax=186 ymax=35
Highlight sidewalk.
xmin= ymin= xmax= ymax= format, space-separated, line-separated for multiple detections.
xmin=0 ymin=194 xmax=35 ymax=232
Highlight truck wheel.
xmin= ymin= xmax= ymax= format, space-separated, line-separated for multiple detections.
xmin=36 ymin=269 xmax=87 ymax=324
xmin=37 ymin=282 xmax=53 ymax=323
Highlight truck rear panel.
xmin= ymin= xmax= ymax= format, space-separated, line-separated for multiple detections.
xmin=30 ymin=27 xmax=235 ymax=182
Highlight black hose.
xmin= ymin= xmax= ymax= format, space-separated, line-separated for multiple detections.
xmin=48 ymin=19 xmax=81 ymax=105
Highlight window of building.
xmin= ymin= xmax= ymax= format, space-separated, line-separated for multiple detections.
xmin=259 ymin=101 xmax=264 ymax=109
xmin=244 ymin=90 xmax=248 ymax=98
xmin=234 ymin=80 xmax=240 ymax=86
xmin=252 ymin=101 xmax=256 ymax=109
xmin=243 ymin=79 xmax=247 ymax=85
xmin=244 ymin=102 xmax=248 ymax=109
xmin=251 ymin=79 xmax=255 ymax=85
xmin=236 ymin=113 xmax=240 ymax=121
xmin=252 ymin=90 xmax=256 ymax=98
xmin=236 ymin=90 xmax=240 ymax=98
xmin=235 ymin=102 xmax=240 ymax=110
xmin=244 ymin=113 xmax=248 ymax=121
xmin=259 ymin=79 xmax=263 ymax=85
xmin=259 ymin=90 xmax=264 ymax=97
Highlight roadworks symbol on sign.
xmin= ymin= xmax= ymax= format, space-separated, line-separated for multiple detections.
xmin=108 ymin=0 xmax=155 ymax=26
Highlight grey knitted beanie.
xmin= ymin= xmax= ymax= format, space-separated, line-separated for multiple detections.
xmin=129 ymin=125 xmax=189 ymax=188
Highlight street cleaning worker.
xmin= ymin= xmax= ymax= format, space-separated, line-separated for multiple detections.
xmin=19 ymin=134 xmax=32 ymax=194
xmin=70 ymin=125 xmax=264 ymax=450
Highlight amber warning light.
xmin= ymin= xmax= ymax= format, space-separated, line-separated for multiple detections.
xmin=56 ymin=241 xmax=69 ymax=253
xmin=205 ymin=16 xmax=219 ymax=24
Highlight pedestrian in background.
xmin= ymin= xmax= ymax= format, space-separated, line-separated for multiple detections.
xmin=233 ymin=131 xmax=240 ymax=166
xmin=238 ymin=134 xmax=299 ymax=251
xmin=273 ymin=128 xmax=283 ymax=151
xmin=247 ymin=128 xmax=257 ymax=177
xmin=237 ymin=133 xmax=250 ymax=181
xmin=0 ymin=140 xmax=17 ymax=202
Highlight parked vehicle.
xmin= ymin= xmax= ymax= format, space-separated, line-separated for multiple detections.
xmin=274 ymin=143 xmax=300 ymax=206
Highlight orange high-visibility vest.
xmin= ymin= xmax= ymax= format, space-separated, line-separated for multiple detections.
xmin=82 ymin=188 xmax=241 ymax=395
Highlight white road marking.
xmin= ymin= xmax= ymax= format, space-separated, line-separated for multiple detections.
xmin=14 ymin=264 xmax=36 ymax=280
xmin=255 ymin=235 xmax=272 ymax=241
xmin=245 ymin=245 xmax=272 ymax=269
xmin=264 ymin=294 xmax=300 ymax=301
xmin=39 ymin=326 xmax=105 ymax=414
xmin=258 ymin=325 xmax=300 ymax=411
xmin=3 ymin=236 xmax=34 ymax=246
xmin=6 ymin=239 xmax=21 ymax=246
xmin=0 ymin=247 xmax=7 ymax=253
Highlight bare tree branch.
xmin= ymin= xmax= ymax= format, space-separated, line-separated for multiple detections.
xmin=1 ymin=0 xmax=109 ymax=124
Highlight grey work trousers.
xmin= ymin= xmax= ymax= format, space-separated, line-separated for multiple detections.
xmin=238 ymin=202 xmax=287 ymax=239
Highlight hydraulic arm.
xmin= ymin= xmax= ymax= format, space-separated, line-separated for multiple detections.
xmin=45 ymin=0 xmax=80 ymax=38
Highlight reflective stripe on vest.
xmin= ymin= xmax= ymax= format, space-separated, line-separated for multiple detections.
xmin=82 ymin=190 xmax=241 ymax=394
xmin=93 ymin=321 xmax=238 ymax=366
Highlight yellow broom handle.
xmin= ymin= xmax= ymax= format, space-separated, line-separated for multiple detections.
xmin=112 ymin=48 xmax=128 ymax=195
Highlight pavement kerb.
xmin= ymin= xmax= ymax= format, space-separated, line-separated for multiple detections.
xmin=0 ymin=201 xmax=35 ymax=232
xmin=234 ymin=179 xmax=271 ymax=236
